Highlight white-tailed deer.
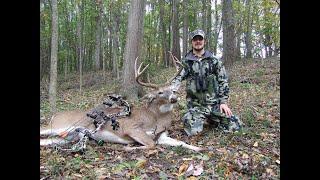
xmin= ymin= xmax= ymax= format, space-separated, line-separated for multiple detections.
xmin=40 ymin=56 xmax=204 ymax=152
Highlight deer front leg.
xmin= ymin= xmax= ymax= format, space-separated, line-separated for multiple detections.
xmin=123 ymin=129 xmax=156 ymax=151
xmin=156 ymin=131 xmax=204 ymax=152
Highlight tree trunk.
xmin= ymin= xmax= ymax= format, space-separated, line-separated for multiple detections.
xmin=171 ymin=0 xmax=181 ymax=60
xmin=167 ymin=0 xmax=172 ymax=67
xmin=236 ymin=33 xmax=241 ymax=60
xmin=48 ymin=0 xmax=58 ymax=113
xmin=235 ymin=0 xmax=242 ymax=61
xmin=159 ymin=0 xmax=168 ymax=67
xmin=121 ymin=0 xmax=145 ymax=101
xmin=202 ymin=0 xmax=207 ymax=31
xmin=102 ymin=29 xmax=106 ymax=82
xmin=108 ymin=2 xmax=112 ymax=71
xmin=76 ymin=0 xmax=84 ymax=93
xmin=182 ymin=0 xmax=188 ymax=55
xmin=245 ymin=0 xmax=253 ymax=58
xmin=94 ymin=0 xmax=103 ymax=70
xmin=213 ymin=0 xmax=221 ymax=56
xmin=112 ymin=9 xmax=120 ymax=78
xmin=222 ymin=0 xmax=236 ymax=68
xmin=263 ymin=0 xmax=272 ymax=58
xmin=206 ymin=0 xmax=212 ymax=51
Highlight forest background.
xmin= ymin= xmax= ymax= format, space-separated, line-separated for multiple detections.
xmin=40 ymin=0 xmax=280 ymax=179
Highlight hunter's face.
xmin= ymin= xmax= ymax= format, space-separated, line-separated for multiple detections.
xmin=192 ymin=35 xmax=205 ymax=51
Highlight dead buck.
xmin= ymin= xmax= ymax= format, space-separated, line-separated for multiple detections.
xmin=40 ymin=56 xmax=204 ymax=152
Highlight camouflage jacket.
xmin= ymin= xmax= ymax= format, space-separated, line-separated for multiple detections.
xmin=171 ymin=50 xmax=230 ymax=105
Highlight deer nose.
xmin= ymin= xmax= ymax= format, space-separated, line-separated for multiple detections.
xmin=170 ymin=95 xmax=177 ymax=103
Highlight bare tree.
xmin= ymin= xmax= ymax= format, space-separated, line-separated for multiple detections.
xmin=202 ymin=0 xmax=207 ymax=31
xmin=122 ymin=0 xmax=145 ymax=101
xmin=159 ymin=0 xmax=169 ymax=66
xmin=213 ymin=0 xmax=222 ymax=56
xmin=171 ymin=0 xmax=181 ymax=60
xmin=76 ymin=0 xmax=84 ymax=92
xmin=48 ymin=0 xmax=58 ymax=113
xmin=94 ymin=0 xmax=103 ymax=70
xmin=111 ymin=1 xmax=120 ymax=78
xmin=206 ymin=0 xmax=212 ymax=51
xmin=182 ymin=0 xmax=189 ymax=55
xmin=235 ymin=0 xmax=243 ymax=61
xmin=222 ymin=0 xmax=236 ymax=68
xmin=245 ymin=0 xmax=253 ymax=58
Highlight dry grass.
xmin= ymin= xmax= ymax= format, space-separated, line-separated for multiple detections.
xmin=40 ymin=57 xmax=280 ymax=179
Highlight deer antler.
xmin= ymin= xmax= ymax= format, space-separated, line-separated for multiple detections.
xmin=164 ymin=51 xmax=184 ymax=85
xmin=134 ymin=54 xmax=184 ymax=89
xmin=135 ymin=57 xmax=159 ymax=89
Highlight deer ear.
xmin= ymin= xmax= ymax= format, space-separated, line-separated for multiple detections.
xmin=148 ymin=94 xmax=156 ymax=103
xmin=142 ymin=94 xmax=156 ymax=104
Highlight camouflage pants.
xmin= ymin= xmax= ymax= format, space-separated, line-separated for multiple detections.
xmin=182 ymin=99 xmax=242 ymax=136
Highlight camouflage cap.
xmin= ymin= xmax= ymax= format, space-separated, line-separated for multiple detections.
xmin=190 ymin=29 xmax=205 ymax=40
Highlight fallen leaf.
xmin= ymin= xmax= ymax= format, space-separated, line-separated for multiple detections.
xmin=136 ymin=159 xmax=147 ymax=169
xmin=178 ymin=163 xmax=189 ymax=175
xmin=253 ymin=141 xmax=259 ymax=147
xmin=73 ymin=173 xmax=83 ymax=178
xmin=146 ymin=149 xmax=158 ymax=157
xmin=187 ymin=176 xmax=197 ymax=180
xmin=185 ymin=163 xmax=194 ymax=177
xmin=216 ymin=148 xmax=227 ymax=154
xmin=242 ymin=153 xmax=249 ymax=159
xmin=266 ymin=168 xmax=275 ymax=176
xmin=193 ymin=163 xmax=204 ymax=176
xmin=159 ymin=171 xmax=168 ymax=179
xmin=195 ymin=154 xmax=210 ymax=161
xmin=80 ymin=168 xmax=86 ymax=173
xmin=85 ymin=164 xmax=94 ymax=169
xmin=98 ymin=175 xmax=108 ymax=180
xmin=207 ymin=151 xmax=214 ymax=158
xmin=276 ymin=160 xmax=280 ymax=165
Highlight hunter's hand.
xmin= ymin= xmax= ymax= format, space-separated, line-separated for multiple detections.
xmin=220 ymin=104 xmax=233 ymax=117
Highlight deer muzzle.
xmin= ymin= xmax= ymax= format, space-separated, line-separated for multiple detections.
xmin=170 ymin=94 xmax=178 ymax=103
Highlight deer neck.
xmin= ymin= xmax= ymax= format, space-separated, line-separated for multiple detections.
xmin=159 ymin=104 xmax=173 ymax=113
xmin=147 ymin=102 xmax=173 ymax=117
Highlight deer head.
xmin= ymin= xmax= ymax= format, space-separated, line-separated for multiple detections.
xmin=134 ymin=54 xmax=183 ymax=110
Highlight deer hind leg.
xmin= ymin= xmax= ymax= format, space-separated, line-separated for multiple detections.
xmin=156 ymin=131 xmax=204 ymax=152
xmin=40 ymin=138 xmax=69 ymax=146
xmin=123 ymin=129 xmax=156 ymax=151
xmin=40 ymin=127 xmax=84 ymax=146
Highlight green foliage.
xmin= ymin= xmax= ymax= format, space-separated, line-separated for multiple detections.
xmin=170 ymin=145 xmax=189 ymax=155
xmin=255 ymin=69 xmax=264 ymax=77
xmin=41 ymin=0 xmax=279 ymax=80
xmin=243 ymin=108 xmax=255 ymax=127
xmin=113 ymin=160 xmax=137 ymax=173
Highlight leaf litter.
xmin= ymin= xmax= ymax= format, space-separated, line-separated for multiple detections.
xmin=40 ymin=57 xmax=280 ymax=179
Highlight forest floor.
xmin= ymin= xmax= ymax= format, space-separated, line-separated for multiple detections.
xmin=40 ymin=56 xmax=280 ymax=179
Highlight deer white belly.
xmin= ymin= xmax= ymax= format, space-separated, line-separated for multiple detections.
xmin=94 ymin=130 xmax=134 ymax=144
xmin=159 ymin=104 xmax=173 ymax=113
xmin=40 ymin=128 xmax=71 ymax=136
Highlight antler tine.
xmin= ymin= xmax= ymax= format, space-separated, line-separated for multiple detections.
xmin=168 ymin=51 xmax=184 ymax=70
xmin=164 ymin=51 xmax=185 ymax=85
xmin=134 ymin=57 xmax=159 ymax=89
xmin=134 ymin=56 xmax=139 ymax=77
xmin=137 ymin=62 xmax=149 ymax=77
